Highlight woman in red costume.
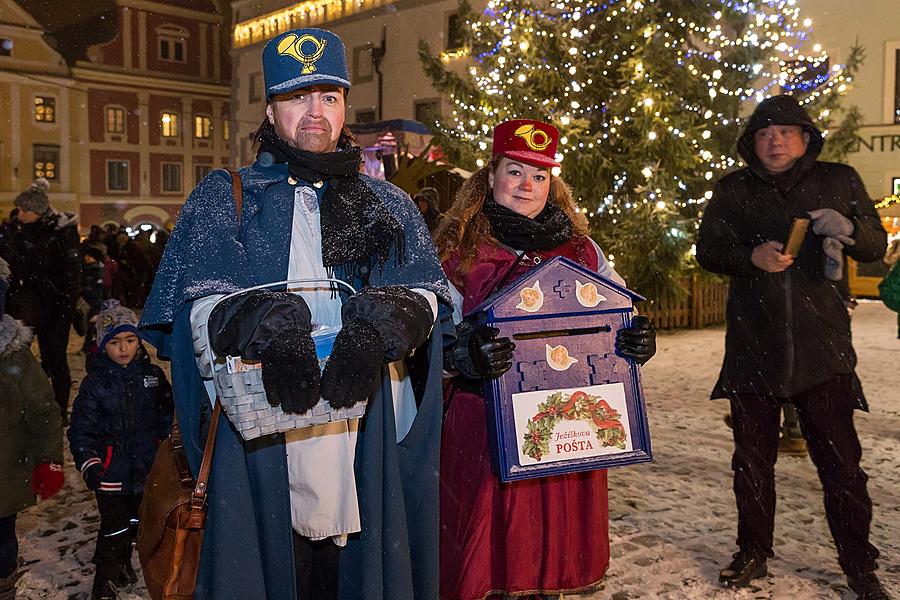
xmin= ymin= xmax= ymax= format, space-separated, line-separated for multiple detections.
xmin=437 ymin=119 xmax=657 ymax=599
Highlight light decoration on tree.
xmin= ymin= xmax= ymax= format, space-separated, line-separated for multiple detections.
xmin=421 ymin=0 xmax=856 ymax=217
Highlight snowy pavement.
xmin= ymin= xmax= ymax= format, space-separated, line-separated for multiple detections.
xmin=14 ymin=302 xmax=900 ymax=599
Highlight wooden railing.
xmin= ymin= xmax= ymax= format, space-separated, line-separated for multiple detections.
xmin=640 ymin=274 xmax=728 ymax=329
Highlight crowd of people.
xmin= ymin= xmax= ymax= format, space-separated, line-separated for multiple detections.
xmin=0 ymin=24 xmax=895 ymax=600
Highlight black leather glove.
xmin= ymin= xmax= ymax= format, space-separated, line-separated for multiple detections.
xmin=615 ymin=315 xmax=657 ymax=365
xmin=209 ymin=290 xmax=320 ymax=414
xmin=321 ymin=286 xmax=434 ymax=410
xmin=83 ymin=464 xmax=103 ymax=491
xmin=445 ymin=319 xmax=516 ymax=380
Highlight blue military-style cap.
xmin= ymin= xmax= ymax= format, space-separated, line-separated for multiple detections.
xmin=263 ymin=28 xmax=351 ymax=99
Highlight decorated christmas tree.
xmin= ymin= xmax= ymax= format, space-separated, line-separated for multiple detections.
xmin=420 ymin=0 xmax=861 ymax=299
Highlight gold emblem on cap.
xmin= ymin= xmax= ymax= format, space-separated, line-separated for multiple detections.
xmin=514 ymin=123 xmax=552 ymax=151
xmin=277 ymin=33 xmax=328 ymax=74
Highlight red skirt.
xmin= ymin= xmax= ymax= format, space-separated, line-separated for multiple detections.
xmin=440 ymin=388 xmax=610 ymax=600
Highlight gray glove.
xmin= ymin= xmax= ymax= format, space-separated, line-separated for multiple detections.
xmin=808 ymin=208 xmax=854 ymax=245
xmin=822 ymin=236 xmax=854 ymax=281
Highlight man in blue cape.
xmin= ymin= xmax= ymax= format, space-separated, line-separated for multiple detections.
xmin=140 ymin=27 xmax=451 ymax=600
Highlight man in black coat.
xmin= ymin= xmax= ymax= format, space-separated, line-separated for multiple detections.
xmin=697 ymin=95 xmax=890 ymax=600
xmin=0 ymin=179 xmax=81 ymax=423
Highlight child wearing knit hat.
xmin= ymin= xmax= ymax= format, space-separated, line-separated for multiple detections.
xmin=68 ymin=299 xmax=173 ymax=599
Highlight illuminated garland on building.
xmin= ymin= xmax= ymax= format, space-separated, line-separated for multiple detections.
xmin=876 ymin=195 xmax=900 ymax=210
xmin=233 ymin=0 xmax=387 ymax=47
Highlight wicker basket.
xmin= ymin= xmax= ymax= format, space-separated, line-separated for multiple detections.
xmin=205 ymin=279 xmax=367 ymax=441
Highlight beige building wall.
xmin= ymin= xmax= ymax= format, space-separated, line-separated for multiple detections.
xmin=0 ymin=0 xmax=83 ymax=218
xmin=800 ymin=0 xmax=900 ymax=198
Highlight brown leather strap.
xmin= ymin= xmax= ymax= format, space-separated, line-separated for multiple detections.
xmin=191 ymin=399 xmax=222 ymax=505
xmin=228 ymin=169 xmax=243 ymax=224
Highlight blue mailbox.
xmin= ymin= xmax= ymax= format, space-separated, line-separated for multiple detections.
xmin=472 ymin=256 xmax=653 ymax=482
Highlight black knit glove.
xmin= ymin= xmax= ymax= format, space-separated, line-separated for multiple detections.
xmin=444 ymin=319 xmax=515 ymax=380
xmin=320 ymin=320 xmax=385 ymax=410
xmin=83 ymin=464 xmax=103 ymax=491
xmin=209 ymin=290 xmax=320 ymax=413
xmin=615 ymin=315 xmax=656 ymax=365
xmin=321 ymin=286 xmax=434 ymax=410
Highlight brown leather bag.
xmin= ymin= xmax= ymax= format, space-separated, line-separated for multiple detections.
xmin=136 ymin=170 xmax=242 ymax=599
xmin=137 ymin=401 xmax=222 ymax=600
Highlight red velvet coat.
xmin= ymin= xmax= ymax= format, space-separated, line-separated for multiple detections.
xmin=440 ymin=237 xmax=610 ymax=600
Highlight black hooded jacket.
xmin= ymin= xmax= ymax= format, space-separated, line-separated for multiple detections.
xmin=696 ymin=96 xmax=887 ymax=407
xmin=0 ymin=208 xmax=81 ymax=321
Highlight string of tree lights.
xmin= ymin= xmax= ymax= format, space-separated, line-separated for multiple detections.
xmin=420 ymin=0 xmax=863 ymax=298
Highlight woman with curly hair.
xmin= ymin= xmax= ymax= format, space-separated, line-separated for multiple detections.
xmin=437 ymin=120 xmax=657 ymax=599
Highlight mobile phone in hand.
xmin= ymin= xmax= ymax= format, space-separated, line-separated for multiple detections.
xmin=783 ymin=218 xmax=810 ymax=257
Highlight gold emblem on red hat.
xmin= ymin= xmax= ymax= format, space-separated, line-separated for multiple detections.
xmin=277 ymin=33 xmax=328 ymax=74
xmin=514 ymin=123 xmax=553 ymax=151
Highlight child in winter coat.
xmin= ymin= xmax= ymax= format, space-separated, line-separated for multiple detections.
xmin=0 ymin=257 xmax=65 ymax=599
xmin=68 ymin=300 xmax=173 ymax=600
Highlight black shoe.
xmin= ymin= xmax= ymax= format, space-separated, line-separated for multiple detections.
xmin=91 ymin=578 xmax=118 ymax=600
xmin=114 ymin=560 xmax=138 ymax=587
xmin=848 ymin=573 xmax=893 ymax=600
xmin=719 ymin=551 xmax=767 ymax=588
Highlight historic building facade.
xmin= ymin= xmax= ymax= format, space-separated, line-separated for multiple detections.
xmin=0 ymin=0 xmax=81 ymax=218
xmin=1 ymin=0 xmax=231 ymax=230
xmin=74 ymin=0 xmax=232 ymax=228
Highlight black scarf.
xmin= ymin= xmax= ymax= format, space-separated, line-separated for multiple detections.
xmin=483 ymin=194 xmax=574 ymax=252
xmin=256 ymin=122 xmax=404 ymax=278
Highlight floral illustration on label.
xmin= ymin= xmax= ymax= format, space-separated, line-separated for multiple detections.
xmin=575 ymin=279 xmax=606 ymax=307
xmin=522 ymin=390 xmax=627 ymax=461
xmin=546 ymin=344 xmax=578 ymax=371
xmin=516 ymin=280 xmax=544 ymax=312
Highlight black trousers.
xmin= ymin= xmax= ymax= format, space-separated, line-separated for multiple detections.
xmin=292 ymin=532 xmax=339 ymax=600
xmin=730 ymin=374 xmax=879 ymax=577
xmin=0 ymin=514 xmax=16 ymax=579
xmin=93 ymin=493 xmax=141 ymax=582
xmin=33 ymin=308 xmax=73 ymax=419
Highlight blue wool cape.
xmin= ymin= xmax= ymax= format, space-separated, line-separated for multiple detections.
xmin=140 ymin=162 xmax=451 ymax=600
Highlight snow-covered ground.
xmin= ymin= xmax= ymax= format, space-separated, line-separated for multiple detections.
xmin=14 ymin=302 xmax=899 ymax=599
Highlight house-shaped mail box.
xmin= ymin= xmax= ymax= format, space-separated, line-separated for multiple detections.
xmin=472 ymin=256 xmax=653 ymax=482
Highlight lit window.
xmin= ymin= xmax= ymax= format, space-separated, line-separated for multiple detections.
xmin=34 ymin=96 xmax=56 ymax=122
xmin=162 ymin=163 xmax=182 ymax=192
xmin=194 ymin=115 xmax=211 ymax=139
xmin=108 ymin=161 xmax=129 ymax=191
xmin=33 ymin=144 xmax=59 ymax=180
xmin=106 ymin=107 xmax=125 ymax=134
xmin=222 ymin=119 xmax=230 ymax=142
xmin=161 ymin=112 xmax=179 ymax=137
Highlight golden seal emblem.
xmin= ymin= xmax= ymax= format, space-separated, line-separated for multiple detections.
xmin=276 ymin=33 xmax=328 ymax=74
xmin=514 ymin=123 xmax=552 ymax=151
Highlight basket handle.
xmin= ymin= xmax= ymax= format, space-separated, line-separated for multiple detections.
xmin=203 ymin=278 xmax=357 ymax=370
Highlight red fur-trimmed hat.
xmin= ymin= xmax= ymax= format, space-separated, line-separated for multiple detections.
xmin=492 ymin=119 xmax=560 ymax=168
